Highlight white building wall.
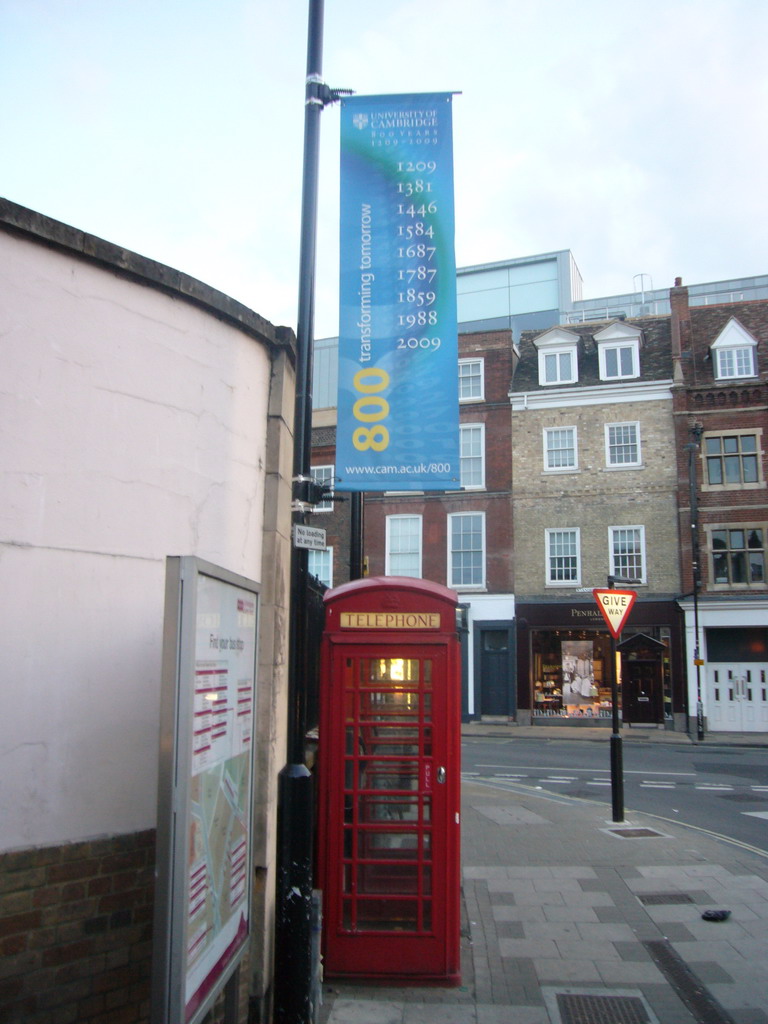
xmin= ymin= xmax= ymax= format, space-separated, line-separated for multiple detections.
xmin=1 ymin=231 xmax=274 ymax=849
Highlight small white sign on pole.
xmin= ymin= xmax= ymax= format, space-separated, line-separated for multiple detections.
xmin=293 ymin=524 xmax=327 ymax=550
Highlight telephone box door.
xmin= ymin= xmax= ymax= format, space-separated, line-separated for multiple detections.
xmin=318 ymin=579 xmax=460 ymax=983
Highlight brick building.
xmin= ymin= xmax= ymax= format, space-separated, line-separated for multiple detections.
xmin=670 ymin=281 xmax=768 ymax=733
xmin=511 ymin=315 xmax=685 ymax=729
xmin=311 ymin=275 xmax=768 ymax=735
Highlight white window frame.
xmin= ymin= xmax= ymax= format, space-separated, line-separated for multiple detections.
xmin=545 ymin=528 xmax=581 ymax=587
xmin=711 ymin=318 xmax=758 ymax=380
xmin=715 ymin=346 xmax=756 ymax=380
xmin=604 ymin=422 xmax=641 ymax=468
xmin=539 ymin=347 xmax=577 ymax=386
xmin=311 ymin=464 xmax=334 ymax=512
xmin=460 ymin=423 xmax=486 ymax=489
xmin=543 ymin=426 xmax=578 ymax=472
xmin=385 ymin=515 xmax=422 ymax=578
xmin=448 ymin=511 xmax=486 ymax=590
xmin=598 ymin=341 xmax=639 ymax=381
xmin=458 ymin=358 xmax=485 ymax=402
xmin=593 ymin=323 xmax=642 ymax=382
xmin=609 ymin=525 xmax=646 ymax=585
xmin=307 ymin=547 xmax=333 ymax=588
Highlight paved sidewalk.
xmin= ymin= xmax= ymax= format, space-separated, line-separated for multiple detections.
xmin=319 ymin=733 xmax=768 ymax=1024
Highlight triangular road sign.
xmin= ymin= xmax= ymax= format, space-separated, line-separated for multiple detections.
xmin=592 ymin=588 xmax=637 ymax=638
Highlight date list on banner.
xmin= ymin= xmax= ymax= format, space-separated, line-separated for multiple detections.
xmin=335 ymin=93 xmax=460 ymax=492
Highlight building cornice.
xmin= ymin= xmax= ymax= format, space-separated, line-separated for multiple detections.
xmin=509 ymin=379 xmax=674 ymax=411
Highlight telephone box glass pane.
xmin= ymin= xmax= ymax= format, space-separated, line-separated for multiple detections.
xmin=359 ymin=795 xmax=420 ymax=821
xmin=360 ymin=690 xmax=420 ymax=721
xmin=357 ymin=862 xmax=419 ymax=894
xmin=363 ymin=659 xmax=421 ymax=684
xmin=359 ymin=831 xmax=419 ymax=855
xmin=359 ymin=760 xmax=419 ymax=790
xmin=356 ymin=899 xmax=418 ymax=931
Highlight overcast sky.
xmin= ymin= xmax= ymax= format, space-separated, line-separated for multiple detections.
xmin=2 ymin=0 xmax=766 ymax=337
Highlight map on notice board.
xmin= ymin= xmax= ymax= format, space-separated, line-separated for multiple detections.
xmin=184 ymin=575 xmax=257 ymax=1022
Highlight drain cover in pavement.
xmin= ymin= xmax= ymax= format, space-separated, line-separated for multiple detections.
xmin=605 ymin=827 xmax=664 ymax=839
xmin=557 ymin=992 xmax=650 ymax=1024
xmin=638 ymin=892 xmax=695 ymax=906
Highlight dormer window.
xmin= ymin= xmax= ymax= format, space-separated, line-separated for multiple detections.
xmin=594 ymin=322 xmax=642 ymax=381
xmin=533 ymin=328 xmax=579 ymax=386
xmin=711 ymin=318 xmax=757 ymax=380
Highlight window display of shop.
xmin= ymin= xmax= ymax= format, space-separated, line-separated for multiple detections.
xmin=518 ymin=601 xmax=684 ymax=729
xmin=532 ymin=632 xmax=614 ymax=719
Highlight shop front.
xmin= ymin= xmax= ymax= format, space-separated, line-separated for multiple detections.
xmin=516 ymin=599 xmax=685 ymax=730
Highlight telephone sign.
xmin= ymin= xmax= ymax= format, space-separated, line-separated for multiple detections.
xmin=592 ymin=588 xmax=637 ymax=638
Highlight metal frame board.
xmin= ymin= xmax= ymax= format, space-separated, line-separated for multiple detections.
xmin=152 ymin=557 xmax=260 ymax=1024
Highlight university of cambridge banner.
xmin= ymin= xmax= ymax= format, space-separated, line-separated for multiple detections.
xmin=335 ymin=93 xmax=459 ymax=492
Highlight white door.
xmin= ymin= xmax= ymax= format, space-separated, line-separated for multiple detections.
xmin=707 ymin=664 xmax=768 ymax=732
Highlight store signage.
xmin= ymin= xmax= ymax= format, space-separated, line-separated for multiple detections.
xmin=340 ymin=611 xmax=441 ymax=629
xmin=592 ymin=589 xmax=637 ymax=638
xmin=335 ymin=92 xmax=459 ymax=492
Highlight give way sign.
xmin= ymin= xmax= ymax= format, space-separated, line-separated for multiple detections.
xmin=592 ymin=589 xmax=637 ymax=638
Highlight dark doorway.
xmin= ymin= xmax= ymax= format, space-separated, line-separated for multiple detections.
xmin=619 ymin=633 xmax=665 ymax=725
xmin=474 ymin=621 xmax=515 ymax=717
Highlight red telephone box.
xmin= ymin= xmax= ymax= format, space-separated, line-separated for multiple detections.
xmin=317 ymin=577 xmax=461 ymax=984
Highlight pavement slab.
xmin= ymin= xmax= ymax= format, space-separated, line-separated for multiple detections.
xmin=319 ymin=729 xmax=768 ymax=1024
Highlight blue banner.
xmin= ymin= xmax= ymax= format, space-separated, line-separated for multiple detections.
xmin=335 ymin=93 xmax=459 ymax=492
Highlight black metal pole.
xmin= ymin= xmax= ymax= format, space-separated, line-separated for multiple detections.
xmin=607 ymin=576 xmax=624 ymax=822
xmin=687 ymin=427 xmax=705 ymax=741
xmin=609 ymin=631 xmax=624 ymax=822
xmin=273 ymin=3 xmax=325 ymax=1021
xmin=349 ymin=492 xmax=364 ymax=580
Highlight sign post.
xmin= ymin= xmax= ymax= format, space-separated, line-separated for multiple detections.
xmin=592 ymin=587 xmax=637 ymax=822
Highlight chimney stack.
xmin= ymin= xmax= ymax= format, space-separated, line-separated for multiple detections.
xmin=670 ymin=277 xmax=689 ymax=384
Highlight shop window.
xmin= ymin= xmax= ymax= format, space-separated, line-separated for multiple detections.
xmin=532 ymin=633 xmax=612 ymax=719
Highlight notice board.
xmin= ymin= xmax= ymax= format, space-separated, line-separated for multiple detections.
xmin=152 ymin=557 xmax=259 ymax=1024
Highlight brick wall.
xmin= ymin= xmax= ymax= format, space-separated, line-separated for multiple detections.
xmin=0 ymin=831 xmax=155 ymax=1024
xmin=512 ymin=398 xmax=680 ymax=597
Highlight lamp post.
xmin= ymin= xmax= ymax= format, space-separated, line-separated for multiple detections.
xmin=273 ymin=4 xmax=351 ymax=1020
xmin=685 ymin=425 xmax=705 ymax=742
